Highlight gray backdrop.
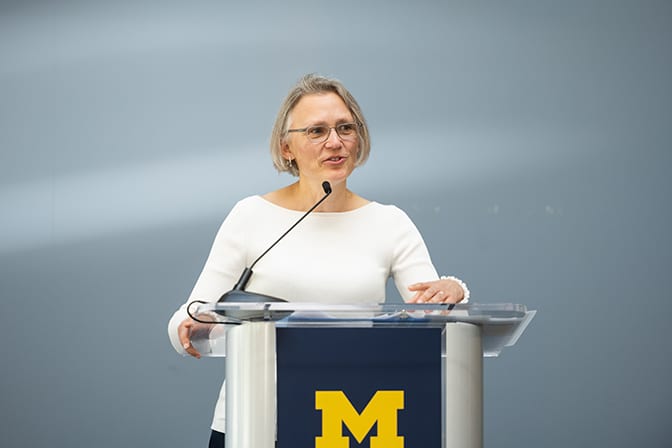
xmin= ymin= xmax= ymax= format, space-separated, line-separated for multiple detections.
xmin=1 ymin=1 xmax=670 ymax=447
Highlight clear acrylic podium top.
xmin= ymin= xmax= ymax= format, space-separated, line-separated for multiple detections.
xmin=187 ymin=302 xmax=536 ymax=358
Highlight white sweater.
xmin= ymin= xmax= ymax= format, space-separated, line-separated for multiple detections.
xmin=168 ymin=195 xmax=440 ymax=432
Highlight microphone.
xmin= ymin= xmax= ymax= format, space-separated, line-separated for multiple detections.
xmin=218 ymin=181 xmax=333 ymax=305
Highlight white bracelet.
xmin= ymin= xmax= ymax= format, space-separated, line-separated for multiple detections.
xmin=440 ymin=275 xmax=470 ymax=302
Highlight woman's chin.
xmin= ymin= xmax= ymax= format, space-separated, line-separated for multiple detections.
xmin=324 ymin=165 xmax=355 ymax=183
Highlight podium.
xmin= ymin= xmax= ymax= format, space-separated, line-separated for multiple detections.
xmin=189 ymin=302 xmax=535 ymax=448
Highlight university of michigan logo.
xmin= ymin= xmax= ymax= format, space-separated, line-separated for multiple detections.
xmin=315 ymin=390 xmax=404 ymax=448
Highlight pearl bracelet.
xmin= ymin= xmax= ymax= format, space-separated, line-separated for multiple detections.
xmin=440 ymin=275 xmax=470 ymax=302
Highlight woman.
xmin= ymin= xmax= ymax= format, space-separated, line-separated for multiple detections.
xmin=168 ymin=73 xmax=469 ymax=447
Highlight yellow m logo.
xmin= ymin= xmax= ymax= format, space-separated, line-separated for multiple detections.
xmin=315 ymin=390 xmax=404 ymax=448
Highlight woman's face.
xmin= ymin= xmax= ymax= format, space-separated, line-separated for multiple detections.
xmin=282 ymin=92 xmax=359 ymax=187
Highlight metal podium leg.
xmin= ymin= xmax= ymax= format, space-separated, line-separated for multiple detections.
xmin=225 ymin=322 xmax=276 ymax=448
xmin=443 ymin=322 xmax=483 ymax=448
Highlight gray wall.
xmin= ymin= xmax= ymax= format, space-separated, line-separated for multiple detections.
xmin=1 ymin=1 xmax=670 ymax=446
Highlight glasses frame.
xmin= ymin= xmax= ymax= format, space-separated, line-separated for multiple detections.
xmin=286 ymin=122 xmax=360 ymax=144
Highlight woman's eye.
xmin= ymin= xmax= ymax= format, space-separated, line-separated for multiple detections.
xmin=308 ymin=126 xmax=327 ymax=137
xmin=338 ymin=123 xmax=356 ymax=134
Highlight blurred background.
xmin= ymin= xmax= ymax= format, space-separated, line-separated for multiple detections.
xmin=1 ymin=0 xmax=670 ymax=446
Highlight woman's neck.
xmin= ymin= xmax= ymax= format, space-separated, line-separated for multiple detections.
xmin=292 ymin=180 xmax=348 ymax=212
xmin=264 ymin=180 xmax=368 ymax=213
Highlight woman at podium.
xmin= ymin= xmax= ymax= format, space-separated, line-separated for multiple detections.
xmin=167 ymin=73 xmax=469 ymax=447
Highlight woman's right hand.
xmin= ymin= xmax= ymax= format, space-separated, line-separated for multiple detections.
xmin=178 ymin=317 xmax=209 ymax=359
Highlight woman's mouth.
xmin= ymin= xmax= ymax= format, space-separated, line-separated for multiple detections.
xmin=323 ymin=156 xmax=346 ymax=164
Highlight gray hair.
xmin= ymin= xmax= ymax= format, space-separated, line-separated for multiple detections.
xmin=270 ymin=73 xmax=371 ymax=176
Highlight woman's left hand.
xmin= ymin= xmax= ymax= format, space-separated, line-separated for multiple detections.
xmin=407 ymin=278 xmax=465 ymax=304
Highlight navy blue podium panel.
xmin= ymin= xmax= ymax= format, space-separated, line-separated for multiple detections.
xmin=276 ymin=327 xmax=442 ymax=448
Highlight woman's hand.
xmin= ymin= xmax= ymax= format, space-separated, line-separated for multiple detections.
xmin=178 ymin=317 xmax=212 ymax=359
xmin=407 ymin=278 xmax=465 ymax=304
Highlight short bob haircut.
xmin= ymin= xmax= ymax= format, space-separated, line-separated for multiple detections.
xmin=270 ymin=73 xmax=371 ymax=177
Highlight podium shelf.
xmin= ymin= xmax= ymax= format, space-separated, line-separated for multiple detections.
xmin=187 ymin=302 xmax=536 ymax=358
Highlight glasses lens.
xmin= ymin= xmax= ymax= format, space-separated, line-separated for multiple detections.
xmin=336 ymin=123 xmax=357 ymax=139
xmin=306 ymin=126 xmax=329 ymax=141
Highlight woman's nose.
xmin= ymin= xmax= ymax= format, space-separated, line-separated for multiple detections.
xmin=324 ymin=127 xmax=342 ymax=146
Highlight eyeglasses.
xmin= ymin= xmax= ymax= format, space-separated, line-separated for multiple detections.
xmin=286 ymin=122 xmax=359 ymax=144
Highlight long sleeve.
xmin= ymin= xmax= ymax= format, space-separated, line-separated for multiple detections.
xmin=386 ymin=207 xmax=440 ymax=302
xmin=167 ymin=200 xmax=250 ymax=355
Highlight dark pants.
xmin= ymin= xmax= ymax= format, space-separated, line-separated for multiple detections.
xmin=209 ymin=430 xmax=225 ymax=448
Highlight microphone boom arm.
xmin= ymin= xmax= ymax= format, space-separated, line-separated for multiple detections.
xmin=225 ymin=181 xmax=332 ymax=295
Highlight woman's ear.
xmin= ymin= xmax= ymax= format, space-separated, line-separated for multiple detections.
xmin=281 ymin=141 xmax=293 ymax=160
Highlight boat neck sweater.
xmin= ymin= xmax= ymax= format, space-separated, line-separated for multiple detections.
xmin=168 ymin=195 xmax=441 ymax=432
